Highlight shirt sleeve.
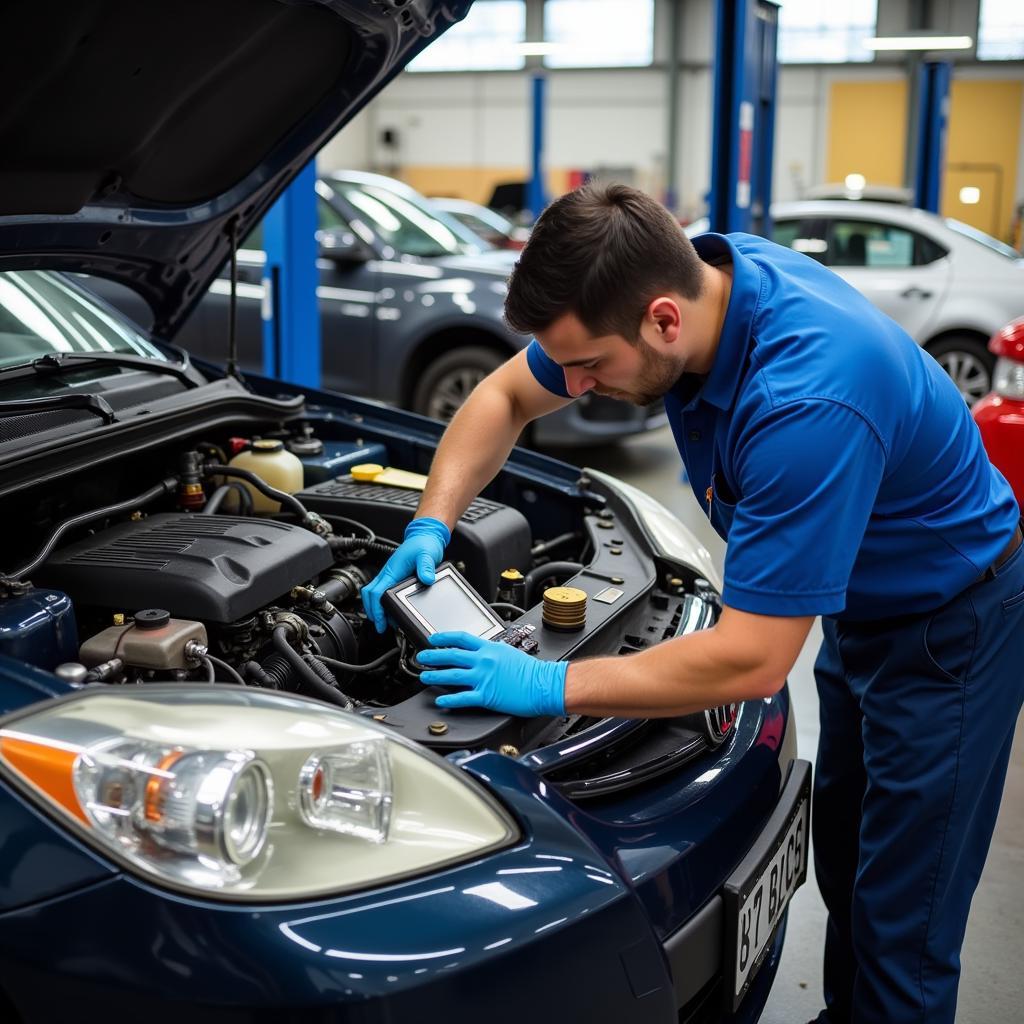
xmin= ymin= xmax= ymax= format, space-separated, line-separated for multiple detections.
xmin=526 ymin=339 xmax=571 ymax=398
xmin=722 ymin=399 xmax=886 ymax=616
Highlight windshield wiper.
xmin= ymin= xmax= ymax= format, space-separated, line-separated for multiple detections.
xmin=0 ymin=392 xmax=117 ymax=424
xmin=26 ymin=350 xmax=200 ymax=388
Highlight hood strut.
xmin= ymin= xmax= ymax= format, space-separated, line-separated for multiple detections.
xmin=226 ymin=216 xmax=242 ymax=381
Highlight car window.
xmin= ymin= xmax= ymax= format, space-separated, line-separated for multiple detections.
xmin=333 ymin=182 xmax=464 ymax=258
xmin=826 ymin=220 xmax=915 ymax=269
xmin=0 ymin=270 xmax=166 ymax=370
xmin=914 ymin=232 xmax=948 ymax=266
xmin=771 ymin=219 xmax=804 ymax=249
xmin=772 ymin=218 xmax=828 ymax=263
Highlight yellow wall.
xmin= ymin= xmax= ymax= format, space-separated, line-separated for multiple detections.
xmin=827 ymin=77 xmax=1023 ymax=241
xmin=827 ymin=80 xmax=908 ymax=188
xmin=943 ymin=79 xmax=1022 ymax=241
xmin=397 ymin=165 xmax=573 ymax=206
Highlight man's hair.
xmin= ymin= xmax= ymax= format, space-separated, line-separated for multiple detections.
xmin=504 ymin=182 xmax=705 ymax=341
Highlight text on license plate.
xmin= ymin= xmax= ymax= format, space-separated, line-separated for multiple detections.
xmin=733 ymin=794 xmax=809 ymax=998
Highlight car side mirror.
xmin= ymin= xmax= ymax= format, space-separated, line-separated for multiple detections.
xmin=318 ymin=230 xmax=373 ymax=264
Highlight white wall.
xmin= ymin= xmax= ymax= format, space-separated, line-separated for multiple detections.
xmin=316 ymin=0 xmax=1024 ymax=222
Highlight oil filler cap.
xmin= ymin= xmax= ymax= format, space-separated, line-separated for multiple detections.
xmin=134 ymin=608 xmax=171 ymax=631
xmin=542 ymin=587 xmax=587 ymax=632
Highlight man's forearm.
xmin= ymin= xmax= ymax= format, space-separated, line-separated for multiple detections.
xmin=417 ymin=381 xmax=528 ymax=530
xmin=563 ymin=623 xmax=787 ymax=718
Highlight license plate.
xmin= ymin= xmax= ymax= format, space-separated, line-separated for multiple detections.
xmin=723 ymin=760 xmax=811 ymax=1011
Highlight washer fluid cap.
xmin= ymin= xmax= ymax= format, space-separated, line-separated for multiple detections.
xmin=252 ymin=439 xmax=285 ymax=454
xmin=351 ymin=463 xmax=385 ymax=482
xmin=134 ymin=608 xmax=171 ymax=630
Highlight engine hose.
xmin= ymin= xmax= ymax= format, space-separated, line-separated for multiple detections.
xmin=523 ymin=560 xmax=584 ymax=607
xmin=328 ymin=537 xmax=399 ymax=559
xmin=271 ymin=627 xmax=354 ymax=710
xmin=203 ymin=482 xmax=254 ymax=516
xmin=1 ymin=476 xmax=179 ymax=585
xmin=317 ymin=647 xmax=399 ymax=674
xmin=248 ymin=656 xmax=286 ymax=688
xmin=205 ymin=653 xmax=247 ymax=685
xmin=204 ymin=464 xmax=310 ymax=521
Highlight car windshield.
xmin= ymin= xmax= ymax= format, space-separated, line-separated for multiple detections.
xmin=944 ymin=218 xmax=1023 ymax=261
xmin=333 ymin=181 xmax=488 ymax=259
xmin=0 ymin=270 xmax=167 ymax=370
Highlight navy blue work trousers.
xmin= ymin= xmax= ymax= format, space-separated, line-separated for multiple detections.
xmin=812 ymin=539 xmax=1024 ymax=1023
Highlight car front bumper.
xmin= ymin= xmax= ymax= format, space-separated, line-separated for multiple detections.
xmin=0 ymin=691 xmax=798 ymax=1024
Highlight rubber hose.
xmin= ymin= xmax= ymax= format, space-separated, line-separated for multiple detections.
xmin=203 ymin=482 xmax=254 ymax=516
xmin=317 ymin=648 xmax=399 ymax=674
xmin=205 ymin=653 xmax=247 ymax=685
xmin=523 ymin=561 xmax=584 ymax=606
xmin=249 ymin=656 xmax=287 ymax=689
xmin=2 ymin=476 xmax=178 ymax=585
xmin=271 ymin=627 xmax=354 ymax=710
xmin=329 ymin=537 xmax=399 ymax=558
xmin=204 ymin=464 xmax=309 ymax=520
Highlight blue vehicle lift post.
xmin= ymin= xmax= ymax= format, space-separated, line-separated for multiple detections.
xmin=708 ymin=0 xmax=780 ymax=236
xmin=527 ymin=73 xmax=549 ymax=220
xmin=912 ymin=60 xmax=952 ymax=213
xmin=260 ymin=160 xmax=321 ymax=387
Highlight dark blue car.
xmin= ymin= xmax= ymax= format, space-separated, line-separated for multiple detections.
xmin=0 ymin=2 xmax=806 ymax=1021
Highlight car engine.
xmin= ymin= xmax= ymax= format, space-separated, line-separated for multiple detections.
xmin=0 ymin=420 xmax=732 ymax=775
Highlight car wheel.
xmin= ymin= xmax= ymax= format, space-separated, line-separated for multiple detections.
xmin=413 ymin=346 xmax=506 ymax=422
xmin=927 ymin=335 xmax=995 ymax=407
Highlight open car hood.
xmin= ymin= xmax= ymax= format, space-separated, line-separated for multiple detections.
xmin=0 ymin=0 xmax=470 ymax=338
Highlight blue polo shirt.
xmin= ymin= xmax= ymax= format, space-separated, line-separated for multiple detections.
xmin=525 ymin=232 xmax=1019 ymax=620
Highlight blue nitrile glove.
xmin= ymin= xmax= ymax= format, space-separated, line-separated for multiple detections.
xmin=416 ymin=632 xmax=568 ymax=717
xmin=361 ymin=517 xmax=451 ymax=633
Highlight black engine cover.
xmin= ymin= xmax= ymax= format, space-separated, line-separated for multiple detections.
xmin=38 ymin=514 xmax=334 ymax=623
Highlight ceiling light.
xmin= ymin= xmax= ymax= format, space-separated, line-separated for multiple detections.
xmin=845 ymin=173 xmax=867 ymax=191
xmin=865 ymin=35 xmax=973 ymax=52
xmin=959 ymin=186 xmax=981 ymax=205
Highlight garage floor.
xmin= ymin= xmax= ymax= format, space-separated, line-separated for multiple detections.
xmin=564 ymin=427 xmax=1024 ymax=1024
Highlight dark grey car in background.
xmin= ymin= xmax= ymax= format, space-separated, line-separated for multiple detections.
xmin=91 ymin=170 xmax=665 ymax=447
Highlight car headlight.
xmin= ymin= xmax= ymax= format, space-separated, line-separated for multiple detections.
xmin=0 ymin=686 xmax=517 ymax=902
xmin=585 ymin=468 xmax=723 ymax=591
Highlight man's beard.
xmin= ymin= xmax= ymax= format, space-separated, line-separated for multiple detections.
xmin=593 ymin=344 xmax=683 ymax=406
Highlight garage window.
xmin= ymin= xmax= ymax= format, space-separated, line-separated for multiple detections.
xmin=543 ymin=0 xmax=654 ymax=68
xmin=978 ymin=0 xmax=1024 ymax=60
xmin=406 ymin=1 xmax=526 ymax=72
xmin=778 ymin=0 xmax=876 ymax=63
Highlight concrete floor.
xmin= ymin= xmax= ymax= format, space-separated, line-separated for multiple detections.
xmin=556 ymin=426 xmax=1024 ymax=1024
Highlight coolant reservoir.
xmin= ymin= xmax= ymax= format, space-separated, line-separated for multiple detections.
xmin=228 ymin=439 xmax=304 ymax=513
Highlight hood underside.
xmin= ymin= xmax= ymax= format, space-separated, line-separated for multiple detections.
xmin=0 ymin=0 xmax=470 ymax=335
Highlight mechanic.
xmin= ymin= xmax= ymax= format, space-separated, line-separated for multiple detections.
xmin=362 ymin=183 xmax=1024 ymax=1024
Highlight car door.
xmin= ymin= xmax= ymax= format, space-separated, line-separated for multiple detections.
xmin=819 ymin=216 xmax=952 ymax=342
xmin=193 ymin=199 xmax=378 ymax=395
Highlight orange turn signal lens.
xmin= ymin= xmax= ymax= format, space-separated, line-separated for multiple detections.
xmin=0 ymin=734 xmax=88 ymax=825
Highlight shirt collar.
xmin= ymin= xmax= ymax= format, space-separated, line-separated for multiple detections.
xmin=672 ymin=232 xmax=762 ymax=413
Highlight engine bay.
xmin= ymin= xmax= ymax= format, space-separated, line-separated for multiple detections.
xmin=0 ymin=413 xmax=731 ymax=778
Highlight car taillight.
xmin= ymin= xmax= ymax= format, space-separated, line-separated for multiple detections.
xmin=990 ymin=319 xmax=1024 ymax=398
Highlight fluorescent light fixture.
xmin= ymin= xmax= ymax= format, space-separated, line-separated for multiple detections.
xmin=959 ymin=186 xmax=982 ymax=205
xmin=845 ymin=173 xmax=867 ymax=191
xmin=865 ymin=35 xmax=973 ymax=51
xmin=515 ymin=41 xmax=565 ymax=55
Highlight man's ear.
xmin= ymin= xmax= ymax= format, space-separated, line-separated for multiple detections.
xmin=645 ymin=296 xmax=682 ymax=346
